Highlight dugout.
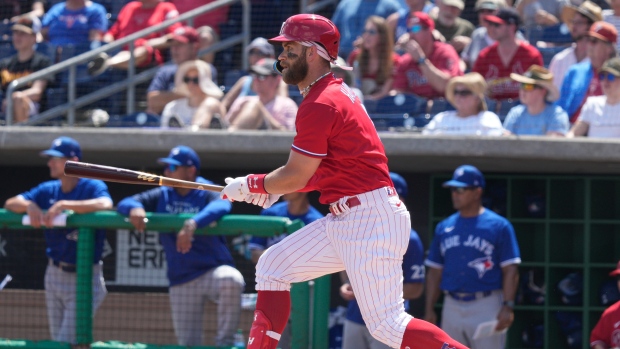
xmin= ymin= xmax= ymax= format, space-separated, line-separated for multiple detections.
xmin=1 ymin=127 xmax=620 ymax=349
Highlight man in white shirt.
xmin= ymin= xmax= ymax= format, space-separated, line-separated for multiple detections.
xmin=549 ymin=1 xmax=602 ymax=90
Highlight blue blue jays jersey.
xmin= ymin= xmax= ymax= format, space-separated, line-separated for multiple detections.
xmin=425 ymin=209 xmax=521 ymax=293
xmin=346 ymin=229 xmax=425 ymax=325
xmin=247 ymin=201 xmax=323 ymax=251
xmin=19 ymin=178 xmax=112 ymax=264
xmin=117 ymin=176 xmax=233 ymax=286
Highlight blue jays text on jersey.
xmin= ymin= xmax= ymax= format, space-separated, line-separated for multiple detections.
xmin=425 ymin=209 xmax=521 ymax=293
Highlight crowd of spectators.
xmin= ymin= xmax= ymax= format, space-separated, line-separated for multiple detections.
xmin=2 ymin=0 xmax=620 ymax=138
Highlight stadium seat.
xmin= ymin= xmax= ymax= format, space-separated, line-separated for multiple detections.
xmin=369 ymin=113 xmax=409 ymax=131
xmin=539 ymin=46 xmax=566 ymax=68
xmin=485 ymin=98 xmax=499 ymax=115
xmin=497 ymin=99 xmax=520 ymax=122
xmin=224 ymin=69 xmax=245 ymax=89
xmin=0 ymin=42 xmax=15 ymax=60
xmin=35 ymin=42 xmax=56 ymax=61
xmin=106 ymin=111 xmax=161 ymax=127
xmin=540 ymin=24 xmax=573 ymax=44
xmin=428 ymin=98 xmax=454 ymax=116
xmin=46 ymin=87 xmax=67 ymax=109
xmin=374 ymin=93 xmax=427 ymax=115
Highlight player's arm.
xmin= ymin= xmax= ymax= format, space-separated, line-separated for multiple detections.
xmin=423 ymin=266 xmax=443 ymax=324
xmin=50 ymin=197 xmax=112 ymax=214
xmin=403 ymin=283 xmax=424 ymax=300
xmin=339 ymin=271 xmax=355 ymax=301
xmin=567 ymin=120 xmax=589 ymax=137
xmin=251 ymin=248 xmax=265 ymax=264
xmin=264 ymin=151 xmax=321 ymax=194
xmin=496 ymin=263 xmax=519 ymax=331
xmin=5 ymin=194 xmax=44 ymax=228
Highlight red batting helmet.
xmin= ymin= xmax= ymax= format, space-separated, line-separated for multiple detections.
xmin=269 ymin=14 xmax=340 ymax=61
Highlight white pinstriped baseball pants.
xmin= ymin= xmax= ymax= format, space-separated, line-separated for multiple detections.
xmin=256 ymin=187 xmax=413 ymax=348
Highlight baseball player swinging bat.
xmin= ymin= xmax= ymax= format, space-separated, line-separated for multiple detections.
xmin=64 ymin=161 xmax=224 ymax=192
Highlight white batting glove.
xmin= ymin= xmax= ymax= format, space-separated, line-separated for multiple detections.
xmin=221 ymin=176 xmax=250 ymax=202
xmin=244 ymin=193 xmax=282 ymax=208
xmin=262 ymin=194 xmax=282 ymax=209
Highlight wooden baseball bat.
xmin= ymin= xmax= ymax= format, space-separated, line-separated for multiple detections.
xmin=64 ymin=161 xmax=224 ymax=193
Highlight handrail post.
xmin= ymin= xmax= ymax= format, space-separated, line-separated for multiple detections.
xmin=75 ymin=227 xmax=94 ymax=345
xmin=5 ymin=82 xmax=16 ymax=126
xmin=127 ymin=41 xmax=136 ymax=115
xmin=290 ymin=282 xmax=310 ymax=349
xmin=311 ymin=276 xmax=330 ymax=349
xmin=241 ymin=0 xmax=251 ymax=71
xmin=68 ymin=65 xmax=76 ymax=125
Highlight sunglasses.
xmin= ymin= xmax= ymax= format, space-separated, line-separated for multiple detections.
xmin=453 ymin=89 xmax=473 ymax=97
xmin=520 ymin=83 xmax=542 ymax=91
xmin=183 ymin=76 xmax=199 ymax=84
xmin=251 ymin=73 xmax=276 ymax=81
xmin=248 ymin=49 xmax=265 ymax=56
xmin=409 ymin=24 xmax=425 ymax=34
xmin=588 ymin=37 xmax=607 ymax=45
xmin=450 ymin=187 xmax=476 ymax=193
xmin=166 ymin=164 xmax=178 ymax=172
xmin=363 ymin=29 xmax=378 ymax=35
xmin=599 ymin=72 xmax=617 ymax=82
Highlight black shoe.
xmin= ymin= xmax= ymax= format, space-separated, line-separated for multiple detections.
xmin=87 ymin=52 xmax=109 ymax=76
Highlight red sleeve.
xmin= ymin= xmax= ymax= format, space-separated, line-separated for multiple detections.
xmin=391 ymin=52 xmax=401 ymax=75
xmin=107 ymin=1 xmax=136 ymax=38
xmin=392 ymin=54 xmax=411 ymax=91
xmin=291 ymin=102 xmax=340 ymax=159
xmin=590 ymin=311 xmax=610 ymax=346
xmin=162 ymin=3 xmax=181 ymax=34
xmin=432 ymin=43 xmax=462 ymax=76
xmin=347 ymin=49 xmax=360 ymax=67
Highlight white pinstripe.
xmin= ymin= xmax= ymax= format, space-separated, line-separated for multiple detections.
xmin=256 ymin=187 xmax=413 ymax=348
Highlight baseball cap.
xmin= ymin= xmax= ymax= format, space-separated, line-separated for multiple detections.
xmin=246 ymin=37 xmax=275 ymax=57
xmin=599 ymin=57 xmax=620 ymax=77
xmin=442 ymin=0 xmax=464 ymax=11
xmin=40 ymin=137 xmax=82 ymax=160
xmin=443 ymin=165 xmax=486 ymax=188
xmin=12 ymin=15 xmax=41 ymax=35
xmin=609 ymin=259 xmax=620 ymax=276
xmin=168 ymin=26 xmax=199 ymax=44
xmin=484 ymin=7 xmax=521 ymax=26
xmin=588 ymin=21 xmax=618 ymax=44
xmin=408 ymin=12 xmax=435 ymax=31
xmin=250 ymin=58 xmax=278 ymax=76
xmin=475 ymin=0 xmax=499 ymax=11
xmin=389 ymin=172 xmax=408 ymax=198
xmin=157 ymin=145 xmax=201 ymax=170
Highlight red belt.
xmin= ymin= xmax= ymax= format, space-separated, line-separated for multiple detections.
xmin=329 ymin=197 xmax=361 ymax=215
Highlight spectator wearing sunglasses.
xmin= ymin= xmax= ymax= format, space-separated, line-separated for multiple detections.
xmin=224 ymin=58 xmax=298 ymax=131
xmin=503 ymin=65 xmax=569 ymax=136
xmin=387 ymin=0 xmax=435 ymax=42
xmin=548 ymin=1 xmax=602 ymax=90
xmin=393 ymin=12 xmax=463 ymax=99
xmin=472 ymin=7 xmax=543 ymax=101
xmin=558 ymin=22 xmax=618 ymax=123
xmin=431 ymin=0 xmax=475 ymax=54
xmin=117 ymin=146 xmax=244 ymax=346
xmin=423 ymin=72 xmax=503 ymax=135
xmin=347 ymin=16 xmax=400 ymax=100
xmin=568 ymin=57 xmax=620 ymax=138
xmin=424 ymin=164 xmax=520 ymax=349
xmin=160 ymin=60 xmax=225 ymax=129
xmin=590 ymin=259 xmax=620 ymax=349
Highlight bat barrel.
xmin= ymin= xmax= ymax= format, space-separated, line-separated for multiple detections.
xmin=64 ymin=161 xmax=161 ymax=186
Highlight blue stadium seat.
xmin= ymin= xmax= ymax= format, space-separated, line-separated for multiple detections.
xmin=0 ymin=42 xmax=15 ymax=60
xmin=106 ymin=112 xmax=161 ymax=127
xmin=288 ymin=88 xmax=303 ymax=106
xmin=224 ymin=69 xmax=245 ymax=89
xmin=35 ymin=42 xmax=56 ymax=61
xmin=485 ymin=98 xmax=499 ymax=115
xmin=540 ymin=24 xmax=573 ymax=44
xmin=428 ymin=98 xmax=454 ymax=116
xmin=539 ymin=46 xmax=566 ymax=68
xmin=374 ymin=93 xmax=427 ymax=115
xmin=46 ymin=87 xmax=67 ymax=109
xmin=497 ymin=99 xmax=520 ymax=122
xmin=369 ymin=113 xmax=409 ymax=131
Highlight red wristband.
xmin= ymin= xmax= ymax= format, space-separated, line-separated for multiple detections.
xmin=247 ymin=174 xmax=268 ymax=194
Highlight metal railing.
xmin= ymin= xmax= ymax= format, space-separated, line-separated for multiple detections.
xmin=0 ymin=209 xmax=330 ymax=349
xmin=5 ymin=0 xmax=250 ymax=126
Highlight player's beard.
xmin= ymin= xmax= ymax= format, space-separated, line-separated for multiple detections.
xmin=282 ymin=47 xmax=309 ymax=85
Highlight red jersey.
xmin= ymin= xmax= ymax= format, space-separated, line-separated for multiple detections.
xmin=171 ymin=0 xmax=229 ymax=33
xmin=292 ymin=75 xmax=392 ymax=204
xmin=473 ymin=41 xmax=543 ymax=100
xmin=590 ymin=300 xmax=620 ymax=348
xmin=392 ymin=41 xmax=462 ymax=99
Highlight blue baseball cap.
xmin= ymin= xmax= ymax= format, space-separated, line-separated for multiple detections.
xmin=40 ymin=136 xmax=82 ymax=160
xmin=157 ymin=145 xmax=200 ymax=170
xmin=390 ymin=172 xmax=408 ymax=197
xmin=443 ymin=165 xmax=485 ymax=188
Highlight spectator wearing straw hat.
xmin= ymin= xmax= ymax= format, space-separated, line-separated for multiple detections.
xmin=423 ymin=72 xmax=503 ymax=135
xmin=160 ymin=60 xmax=225 ymax=129
xmin=590 ymin=259 xmax=620 ymax=349
xmin=557 ymin=21 xmax=618 ymax=123
xmin=568 ymin=57 xmax=620 ymax=138
xmin=549 ymin=1 xmax=603 ymax=90
xmin=503 ymin=65 xmax=569 ymax=136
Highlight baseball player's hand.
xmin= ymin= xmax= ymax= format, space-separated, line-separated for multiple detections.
xmin=177 ymin=219 xmax=196 ymax=254
xmin=221 ymin=176 xmax=251 ymax=202
xmin=128 ymin=207 xmax=148 ymax=232
xmin=26 ymin=202 xmax=44 ymax=228
xmin=43 ymin=200 xmax=65 ymax=228
xmin=423 ymin=308 xmax=438 ymax=325
xmin=495 ymin=306 xmax=514 ymax=331
xmin=339 ymin=282 xmax=356 ymax=301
